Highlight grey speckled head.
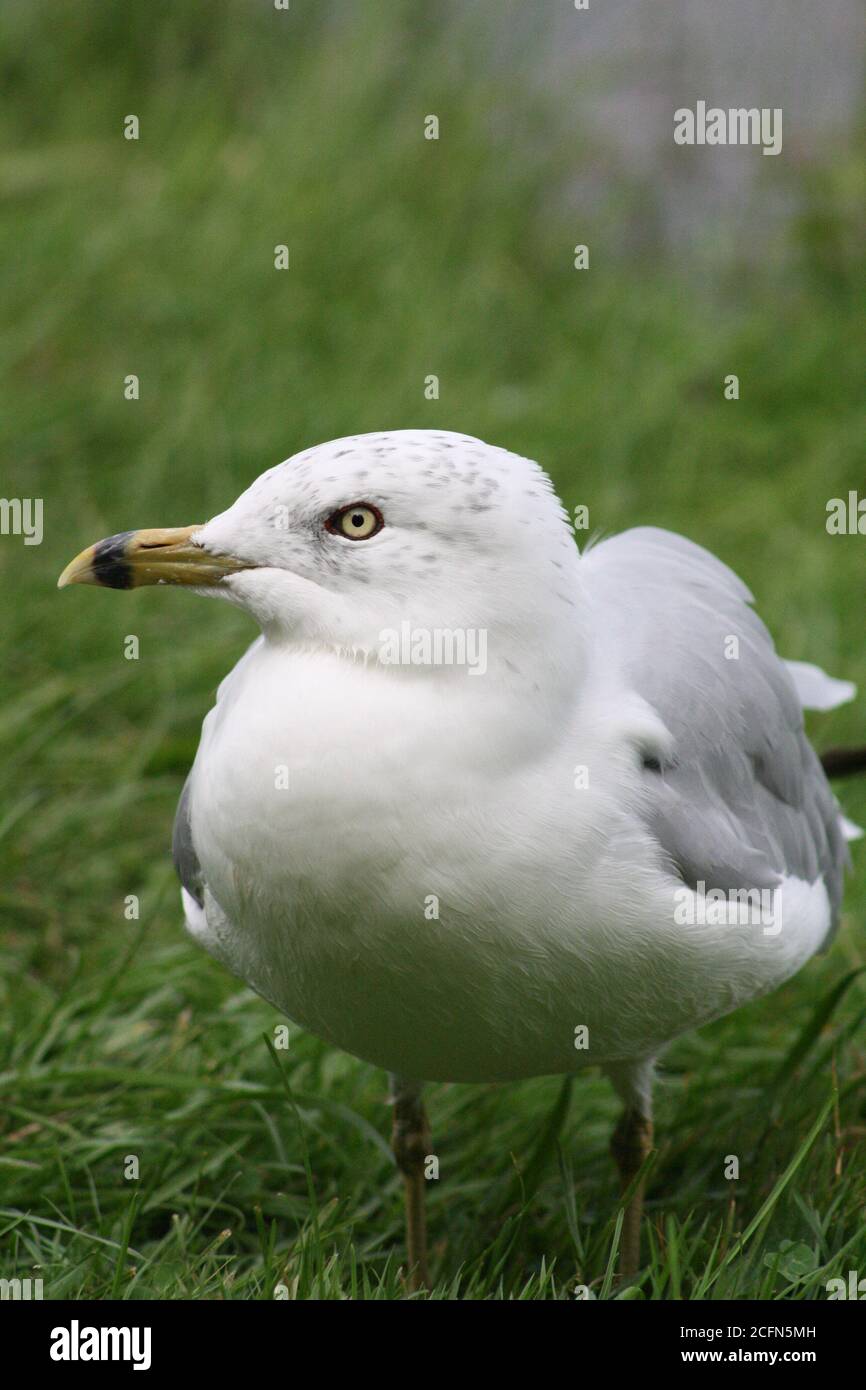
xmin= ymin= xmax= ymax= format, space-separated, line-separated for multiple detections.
xmin=194 ymin=430 xmax=582 ymax=658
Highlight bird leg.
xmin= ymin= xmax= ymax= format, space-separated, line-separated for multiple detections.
xmin=610 ymin=1106 xmax=653 ymax=1280
xmin=389 ymin=1077 xmax=431 ymax=1291
xmin=604 ymin=1059 xmax=655 ymax=1281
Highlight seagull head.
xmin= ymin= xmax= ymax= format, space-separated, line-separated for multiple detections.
xmin=59 ymin=430 xmax=581 ymax=671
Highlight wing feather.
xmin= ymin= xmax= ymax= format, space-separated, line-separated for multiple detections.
xmin=583 ymin=527 xmax=848 ymax=935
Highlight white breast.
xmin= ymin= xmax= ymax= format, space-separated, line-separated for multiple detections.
xmin=183 ymin=641 xmax=831 ymax=1081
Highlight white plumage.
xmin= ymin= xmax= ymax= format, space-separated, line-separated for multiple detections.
xmin=61 ymin=428 xmax=857 ymax=1281
xmin=175 ymin=431 xmax=851 ymax=1091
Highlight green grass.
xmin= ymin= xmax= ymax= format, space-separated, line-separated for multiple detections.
xmin=1 ymin=1 xmax=865 ymax=1298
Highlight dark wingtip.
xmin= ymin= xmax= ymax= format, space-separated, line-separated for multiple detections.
xmin=821 ymin=746 xmax=866 ymax=779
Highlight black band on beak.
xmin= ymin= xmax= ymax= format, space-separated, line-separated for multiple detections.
xmin=90 ymin=531 xmax=137 ymax=589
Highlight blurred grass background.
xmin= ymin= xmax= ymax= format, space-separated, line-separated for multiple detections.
xmin=1 ymin=0 xmax=865 ymax=1298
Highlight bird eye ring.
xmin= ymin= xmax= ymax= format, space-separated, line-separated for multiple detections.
xmin=325 ymin=503 xmax=384 ymax=540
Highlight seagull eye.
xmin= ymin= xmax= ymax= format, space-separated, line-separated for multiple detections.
xmin=325 ymin=503 xmax=383 ymax=540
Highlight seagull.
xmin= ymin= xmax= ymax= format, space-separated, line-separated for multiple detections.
xmin=59 ymin=429 xmax=860 ymax=1289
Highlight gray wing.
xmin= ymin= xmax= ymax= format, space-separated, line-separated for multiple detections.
xmin=172 ymin=770 xmax=204 ymax=907
xmin=583 ymin=527 xmax=848 ymax=936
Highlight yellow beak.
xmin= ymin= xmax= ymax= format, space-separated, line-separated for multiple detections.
xmin=57 ymin=526 xmax=250 ymax=590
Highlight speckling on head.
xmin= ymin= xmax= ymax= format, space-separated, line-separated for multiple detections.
xmin=194 ymin=430 xmax=581 ymax=668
